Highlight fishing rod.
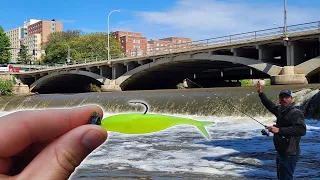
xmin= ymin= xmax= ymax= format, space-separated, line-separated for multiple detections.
xmin=185 ymin=78 xmax=270 ymax=136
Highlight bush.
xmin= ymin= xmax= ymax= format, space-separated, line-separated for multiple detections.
xmin=0 ymin=80 xmax=14 ymax=96
xmin=264 ymin=79 xmax=271 ymax=86
xmin=88 ymin=83 xmax=101 ymax=92
xmin=240 ymin=79 xmax=271 ymax=87
xmin=240 ymin=79 xmax=255 ymax=87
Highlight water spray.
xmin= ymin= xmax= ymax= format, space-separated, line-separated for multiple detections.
xmin=185 ymin=78 xmax=270 ymax=136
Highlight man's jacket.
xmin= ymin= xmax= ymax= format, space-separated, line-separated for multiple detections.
xmin=259 ymin=92 xmax=306 ymax=155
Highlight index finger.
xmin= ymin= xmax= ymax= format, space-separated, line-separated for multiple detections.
xmin=0 ymin=105 xmax=103 ymax=157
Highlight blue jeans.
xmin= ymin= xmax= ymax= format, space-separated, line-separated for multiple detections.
xmin=276 ymin=153 xmax=299 ymax=180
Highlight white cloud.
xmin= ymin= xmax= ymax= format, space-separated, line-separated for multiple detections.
xmin=115 ymin=0 xmax=319 ymax=40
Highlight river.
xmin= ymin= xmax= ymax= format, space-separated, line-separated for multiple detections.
xmin=0 ymin=84 xmax=319 ymax=179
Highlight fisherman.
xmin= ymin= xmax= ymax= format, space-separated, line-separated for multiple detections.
xmin=256 ymin=81 xmax=306 ymax=180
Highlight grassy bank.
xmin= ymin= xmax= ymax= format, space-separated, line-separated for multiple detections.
xmin=0 ymin=80 xmax=14 ymax=96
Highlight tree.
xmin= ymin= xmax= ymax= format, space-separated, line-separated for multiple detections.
xmin=17 ymin=44 xmax=32 ymax=64
xmin=44 ymin=30 xmax=81 ymax=47
xmin=0 ymin=26 xmax=12 ymax=64
xmin=43 ymin=42 xmax=68 ymax=64
xmin=42 ymin=31 xmax=122 ymax=64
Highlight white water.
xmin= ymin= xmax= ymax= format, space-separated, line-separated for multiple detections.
xmin=79 ymin=113 xmax=320 ymax=179
xmin=1 ymin=111 xmax=319 ymax=179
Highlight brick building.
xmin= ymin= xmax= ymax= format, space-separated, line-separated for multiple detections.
xmin=111 ymin=31 xmax=192 ymax=57
xmin=147 ymin=37 xmax=192 ymax=55
xmin=112 ymin=31 xmax=147 ymax=56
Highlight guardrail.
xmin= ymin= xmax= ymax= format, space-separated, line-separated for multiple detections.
xmin=142 ymin=20 xmax=320 ymax=56
xmin=20 ymin=20 xmax=320 ymax=72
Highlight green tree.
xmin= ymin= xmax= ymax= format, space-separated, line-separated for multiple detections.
xmin=77 ymin=33 xmax=122 ymax=59
xmin=0 ymin=26 xmax=12 ymax=64
xmin=43 ymin=31 xmax=122 ymax=64
xmin=44 ymin=30 xmax=81 ymax=47
xmin=17 ymin=44 xmax=32 ymax=64
xmin=43 ymin=42 xmax=68 ymax=64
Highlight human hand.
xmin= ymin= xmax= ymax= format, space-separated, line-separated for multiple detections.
xmin=267 ymin=126 xmax=279 ymax=134
xmin=0 ymin=105 xmax=107 ymax=180
xmin=256 ymin=81 xmax=262 ymax=94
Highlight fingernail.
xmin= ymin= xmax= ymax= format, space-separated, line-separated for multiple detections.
xmin=82 ymin=130 xmax=106 ymax=151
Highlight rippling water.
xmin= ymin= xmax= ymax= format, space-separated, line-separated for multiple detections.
xmin=67 ymin=114 xmax=320 ymax=180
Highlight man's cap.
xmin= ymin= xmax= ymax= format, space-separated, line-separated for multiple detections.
xmin=279 ymin=89 xmax=292 ymax=96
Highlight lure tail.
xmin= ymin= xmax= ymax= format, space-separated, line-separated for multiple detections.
xmin=196 ymin=121 xmax=214 ymax=139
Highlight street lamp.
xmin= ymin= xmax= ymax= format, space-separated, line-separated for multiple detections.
xmin=107 ymin=9 xmax=121 ymax=61
xmin=283 ymin=0 xmax=288 ymax=41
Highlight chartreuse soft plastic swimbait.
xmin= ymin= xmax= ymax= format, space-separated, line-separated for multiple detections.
xmin=89 ymin=102 xmax=214 ymax=139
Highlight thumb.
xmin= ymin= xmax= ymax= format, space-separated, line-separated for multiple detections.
xmin=18 ymin=125 xmax=107 ymax=180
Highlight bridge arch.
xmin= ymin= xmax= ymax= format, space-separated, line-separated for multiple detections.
xmin=30 ymin=70 xmax=110 ymax=93
xmin=116 ymin=54 xmax=282 ymax=90
xmin=296 ymin=56 xmax=320 ymax=77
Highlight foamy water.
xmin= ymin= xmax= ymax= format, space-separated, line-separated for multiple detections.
xmin=1 ymin=111 xmax=319 ymax=179
xmin=76 ymin=113 xmax=320 ymax=179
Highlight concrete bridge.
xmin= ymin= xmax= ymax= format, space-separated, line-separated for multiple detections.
xmin=12 ymin=21 xmax=320 ymax=93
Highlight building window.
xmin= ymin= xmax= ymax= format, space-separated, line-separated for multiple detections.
xmin=133 ymin=39 xmax=140 ymax=43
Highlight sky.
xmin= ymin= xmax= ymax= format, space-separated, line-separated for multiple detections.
xmin=1 ymin=0 xmax=320 ymax=41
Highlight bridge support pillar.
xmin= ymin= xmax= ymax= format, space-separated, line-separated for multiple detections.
xmin=112 ymin=63 xmax=126 ymax=79
xmin=286 ymin=41 xmax=305 ymax=66
xmin=257 ymin=45 xmax=273 ymax=62
xmin=231 ymin=48 xmax=246 ymax=57
xmin=34 ymin=74 xmax=41 ymax=81
xmin=271 ymin=66 xmax=308 ymax=85
xmin=100 ymin=65 xmax=111 ymax=79
xmin=124 ymin=62 xmax=139 ymax=72
xmin=100 ymin=80 xmax=122 ymax=92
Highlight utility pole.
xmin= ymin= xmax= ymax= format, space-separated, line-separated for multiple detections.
xmin=65 ymin=44 xmax=71 ymax=64
xmin=67 ymin=45 xmax=71 ymax=63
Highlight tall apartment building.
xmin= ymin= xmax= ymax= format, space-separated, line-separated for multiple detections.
xmin=5 ymin=27 xmax=26 ymax=60
xmin=27 ymin=19 xmax=62 ymax=44
xmin=147 ymin=37 xmax=192 ymax=55
xmin=112 ymin=31 xmax=147 ymax=57
xmin=5 ymin=19 xmax=62 ymax=61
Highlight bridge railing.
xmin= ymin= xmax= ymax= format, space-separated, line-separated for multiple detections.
xmin=142 ymin=21 xmax=320 ymax=57
xmin=22 ymin=21 xmax=320 ymax=71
